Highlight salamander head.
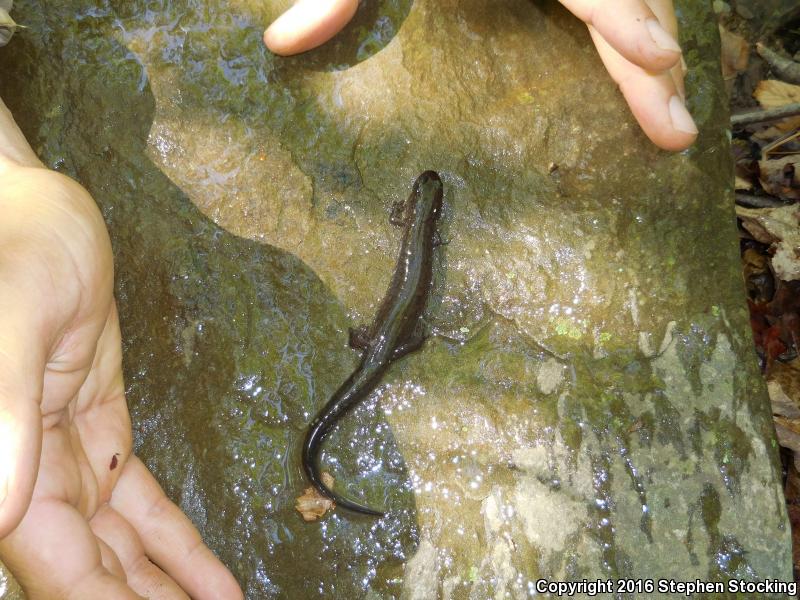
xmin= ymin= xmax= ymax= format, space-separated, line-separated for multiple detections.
xmin=408 ymin=170 xmax=443 ymax=222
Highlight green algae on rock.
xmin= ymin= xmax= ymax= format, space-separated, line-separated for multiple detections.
xmin=0 ymin=0 xmax=791 ymax=597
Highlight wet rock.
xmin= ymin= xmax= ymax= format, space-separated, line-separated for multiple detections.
xmin=0 ymin=0 xmax=791 ymax=597
xmin=712 ymin=1 xmax=731 ymax=15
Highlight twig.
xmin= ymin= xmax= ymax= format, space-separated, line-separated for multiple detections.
xmin=757 ymin=42 xmax=800 ymax=85
xmin=735 ymin=192 xmax=795 ymax=208
xmin=763 ymin=128 xmax=800 ymax=159
xmin=731 ymin=103 xmax=800 ymax=127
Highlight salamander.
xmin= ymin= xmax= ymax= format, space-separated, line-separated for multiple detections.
xmin=302 ymin=170 xmax=444 ymax=517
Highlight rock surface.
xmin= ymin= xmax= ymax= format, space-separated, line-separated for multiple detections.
xmin=0 ymin=0 xmax=791 ymax=597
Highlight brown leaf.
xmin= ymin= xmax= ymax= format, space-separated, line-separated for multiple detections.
xmin=757 ymin=156 xmax=800 ymax=201
xmin=783 ymin=459 xmax=800 ymax=575
xmin=765 ymin=324 xmax=790 ymax=363
xmin=754 ymin=80 xmax=800 ymax=131
xmin=736 ymin=204 xmax=800 ymax=280
xmin=733 ymin=139 xmax=760 ymax=189
xmin=769 ymin=359 xmax=800 ymax=420
xmin=742 ymin=247 xmax=774 ymax=303
xmin=775 ymin=415 xmax=800 ymax=454
xmin=295 ymin=472 xmax=336 ymax=522
xmin=735 ymin=175 xmax=754 ymax=190
xmin=755 ymin=79 xmax=800 ymax=109
xmin=719 ymin=25 xmax=749 ymax=80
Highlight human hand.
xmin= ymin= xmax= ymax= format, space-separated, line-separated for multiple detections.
xmin=0 ymin=100 xmax=243 ymax=600
xmin=263 ymin=0 xmax=696 ymax=152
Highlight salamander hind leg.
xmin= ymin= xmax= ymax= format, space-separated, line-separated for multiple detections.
xmin=391 ymin=321 xmax=428 ymax=360
xmin=349 ymin=325 xmax=372 ymax=351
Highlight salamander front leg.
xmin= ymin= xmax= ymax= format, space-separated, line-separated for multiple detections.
xmin=390 ymin=199 xmax=406 ymax=227
xmin=432 ymin=230 xmax=450 ymax=247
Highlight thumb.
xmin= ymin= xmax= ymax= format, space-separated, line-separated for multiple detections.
xmin=0 ymin=276 xmax=47 ymax=539
xmin=263 ymin=0 xmax=358 ymax=56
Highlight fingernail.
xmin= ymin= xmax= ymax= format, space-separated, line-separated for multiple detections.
xmin=669 ymin=95 xmax=698 ymax=134
xmin=671 ymin=70 xmax=686 ymax=103
xmin=647 ymin=19 xmax=681 ymax=53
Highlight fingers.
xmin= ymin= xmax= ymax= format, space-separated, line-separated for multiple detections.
xmin=559 ymin=0 xmax=681 ymax=72
xmin=0 ymin=113 xmax=50 ymax=539
xmin=560 ymin=0 xmax=696 ymax=150
xmin=91 ymin=504 xmax=189 ymax=600
xmin=0 ymin=398 xmax=41 ymax=539
xmin=263 ymin=0 xmax=358 ymax=56
xmin=0 ymin=499 xmax=142 ymax=599
xmin=95 ymin=536 xmax=127 ymax=580
xmin=0 ymin=279 xmax=46 ymax=538
xmin=0 ymin=97 xmax=44 ymax=169
xmin=0 ymin=166 xmax=98 ymax=538
xmin=73 ymin=303 xmax=132 ymax=503
xmin=110 ymin=456 xmax=243 ymax=600
xmin=589 ymin=25 xmax=697 ymax=151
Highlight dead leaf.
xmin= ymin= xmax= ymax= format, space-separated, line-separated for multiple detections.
xmin=768 ymin=280 xmax=800 ymax=355
xmin=755 ymin=79 xmax=800 ymax=109
xmin=782 ymin=456 xmax=800 ymax=576
xmin=754 ymin=80 xmax=800 ymax=131
xmin=732 ymin=138 xmax=759 ymax=188
xmin=749 ymin=299 xmax=788 ymax=368
xmin=757 ymin=156 xmax=800 ymax=200
xmin=775 ymin=416 xmax=800 ymax=461
xmin=295 ymin=472 xmax=336 ymax=522
xmin=719 ymin=25 xmax=749 ymax=80
xmin=752 ymin=125 xmax=791 ymax=144
xmin=742 ymin=247 xmax=774 ymax=303
xmin=769 ymin=359 xmax=800 ymax=420
xmin=737 ymin=204 xmax=800 ymax=281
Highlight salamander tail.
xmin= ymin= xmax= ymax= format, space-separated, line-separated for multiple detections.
xmin=326 ymin=488 xmax=386 ymax=517
xmin=302 ymin=427 xmax=386 ymax=517
xmin=306 ymin=464 xmax=385 ymax=517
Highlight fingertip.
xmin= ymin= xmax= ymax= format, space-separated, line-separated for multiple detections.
xmin=645 ymin=18 xmax=681 ymax=53
xmin=625 ymin=86 xmax=698 ymax=152
xmin=263 ymin=0 xmax=358 ymax=56
xmin=651 ymin=128 xmax=697 ymax=152
xmin=590 ymin=25 xmax=697 ymax=153
xmin=629 ymin=18 xmax=683 ymax=72
xmin=263 ymin=22 xmax=293 ymax=57
xmin=0 ymin=478 xmax=8 ymax=531
xmin=642 ymin=18 xmax=682 ymax=69
xmin=646 ymin=94 xmax=698 ymax=152
xmin=587 ymin=5 xmax=682 ymax=73
xmin=667 ymin=95 xmax=698 ymax=135
xmin=0 ymin=403 xmax=41 ymax=539
xmin=201 ymin=549 xmax=244 ymax=600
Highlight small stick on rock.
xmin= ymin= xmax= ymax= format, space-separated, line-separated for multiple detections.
xmin=756 ymin=42 xmax=800 ymax=85
xmin=731 ymin=103 xmax=800 ymax=127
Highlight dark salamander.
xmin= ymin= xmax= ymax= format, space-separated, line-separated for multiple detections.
xmin=302 ymin=170 xmax=444 ymax=517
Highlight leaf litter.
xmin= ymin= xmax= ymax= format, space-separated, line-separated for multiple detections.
xmin=727 ymin=7 xmax=800 ymax=577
